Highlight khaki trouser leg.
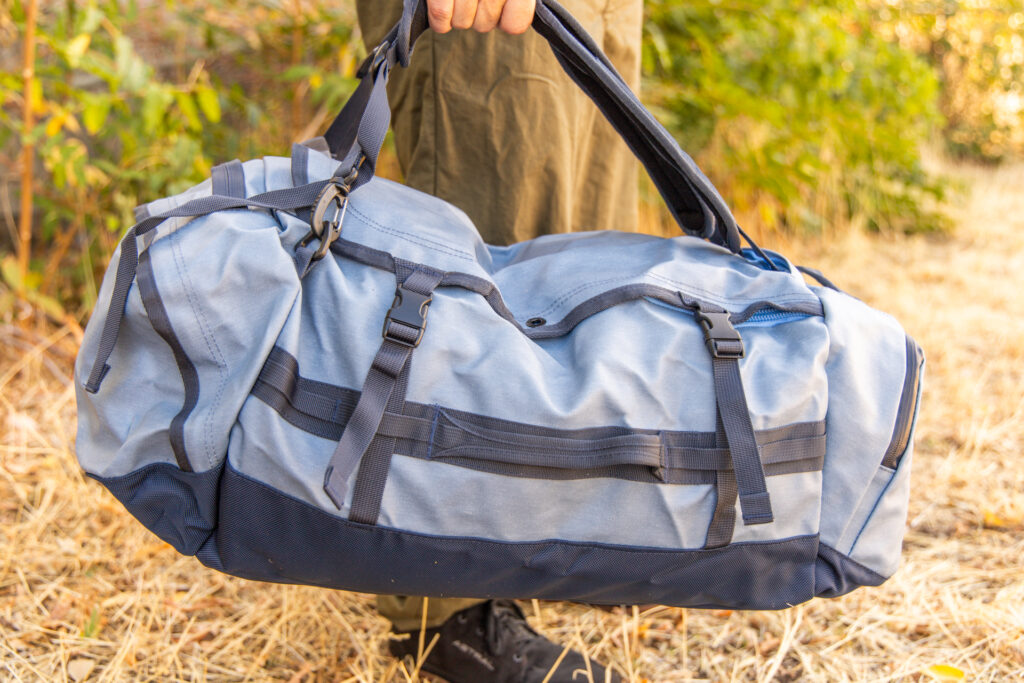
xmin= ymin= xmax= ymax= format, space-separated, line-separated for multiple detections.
xmin=376 ymin=595 xmax=485 ymax=632
xmin=355 ymin=0 xmax=642 ymax=632
xmin=356 ymin=0 xmax=641 ymax=247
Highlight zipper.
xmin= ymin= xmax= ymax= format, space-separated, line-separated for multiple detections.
xmin=644 ymin=296 xmax=816 ymax=327
xmin=736 ymin=308 xmax=813 ymax=326
xmin=881 ymin=335 xmax=924 ymax=469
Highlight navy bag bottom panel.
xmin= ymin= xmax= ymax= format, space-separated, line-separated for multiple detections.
xmin=91 ymin=461 xmax=885 ymax=610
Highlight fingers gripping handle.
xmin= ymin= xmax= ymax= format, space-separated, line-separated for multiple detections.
xmin=325 ymin=0 xmax=741 ymax=253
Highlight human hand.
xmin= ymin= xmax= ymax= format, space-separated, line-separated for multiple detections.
xmin=426 ymin=0 xmax=536 ymax=35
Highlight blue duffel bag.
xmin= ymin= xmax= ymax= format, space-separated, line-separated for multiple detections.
xmin=74 ymin=0 xmax=923 ymax=609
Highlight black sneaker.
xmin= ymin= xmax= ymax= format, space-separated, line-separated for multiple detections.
xmin=388 ymin=600 xmax=622 ymax=682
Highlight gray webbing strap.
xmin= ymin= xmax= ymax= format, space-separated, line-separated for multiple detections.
xmin=321 ymin=54 xmax=393 ymax=195
xmin=372 ymin=410 xmax=821 ymax=473
xmin=290 ymin=144 xmax=309 ymax=187
xmin=323 ymin=267 xmax=444 ymax=512
xmin=712 ymin=356 xmax=773 ymax=525
xmin=704 ymin=411 xmax=737 ymax=548
xmin=84 ymin=226 xmax=138 ymax=393
xmin=695 ymin=303 xmax=774 ymax=526
xmin=83 ymin=180 xmax=333 ymax=394
xmin=347 ymin=356 xmax=412 ymax=524
xmin=211 ymin=159 xmax=246 ymax=198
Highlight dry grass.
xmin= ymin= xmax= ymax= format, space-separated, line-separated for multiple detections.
xmin=2 ymin=161 xmax=1024 ymax=682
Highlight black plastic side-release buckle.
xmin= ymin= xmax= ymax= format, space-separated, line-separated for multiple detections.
xmin=696 ymin=310 xmax=744 ymax=358
xmin=382 ymin=286 xmax=432 ymax=347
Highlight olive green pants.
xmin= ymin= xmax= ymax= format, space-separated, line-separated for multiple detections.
xmin=356 ymin=0 xmax=642 ymax=630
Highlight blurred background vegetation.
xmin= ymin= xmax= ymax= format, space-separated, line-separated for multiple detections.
xmin=1 ymin=0 xmax=1023 ymax=321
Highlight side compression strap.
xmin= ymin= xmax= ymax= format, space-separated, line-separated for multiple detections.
xmin=83 ymin=180 xmax=332 ymax=394
xmin=323 ymin=266 xmax=444 ymax=512
xmin=694 ymin=303 xmax=774 ymax=526
xmin=704 ymin=410 xmax=737 ymax=548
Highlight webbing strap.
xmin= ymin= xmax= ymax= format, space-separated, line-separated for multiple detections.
xmin=322 ymin=267 xmax=443 ymax=512
xmin=347 ymin=357 xmax=411 ymax=524
xmin=704 ymin=411 xmax=737 ymax=548
xmin=84 ymin=226 xmax=138 ymax=393
xmin=691 ymin=301 xmax=773 ymax=526
xmin=211 ymin=159 xmax=246 ymax=198
xmin=322 ymin=56 xmax=392 ymax=194
xmin=713 ymin=355 xmax=773 ymax=525
xmin=290 ymin=144 xmax=309 ymax=187
xmin=83 ymin=180 xmax=332 ymax=394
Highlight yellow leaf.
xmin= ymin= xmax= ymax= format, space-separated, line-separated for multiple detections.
xmin=174 ymin=91 xmax=202 ymax=131
xmin=983 ymin=510 xmax=1005 ymax=528
xmin=29 ymin=79 xmax=45 ymax=115
xmin=309 ymin=72 xmax=323 ymax=89
xmin=1 ymin=254 xmax=23 ymax=290
xmin=45 ymin=111 xmax=68 ymax=137
xmin=82 ymin=99 xmax=110 ymax=135
xmin=66 ymin=34 xmax=92 ymax=67
xmin=926 ymin=664 xmax=965 ymax=680
xmin=195 ymin=86 xmax=221 ymax=124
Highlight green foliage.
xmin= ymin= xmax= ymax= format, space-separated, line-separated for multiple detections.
xmin=2 ymin=1 xmax=224 ymax=310
xmin=871 ymin=1 xmax=1024 ymax=163
xmin=0 ymin=0 xmax=362 ymax=312
xmin=9 ymin=0 xmax=1017 ymax=312
xmin=644 ymin=0 xmax=948 ymax=234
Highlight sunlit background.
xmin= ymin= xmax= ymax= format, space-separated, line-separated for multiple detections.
xmin=1 ymin=2 xmax=1023 ymax=681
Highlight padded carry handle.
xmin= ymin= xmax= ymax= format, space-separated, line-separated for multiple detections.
xmin=324 ymin=0 xmax=743 ymax=253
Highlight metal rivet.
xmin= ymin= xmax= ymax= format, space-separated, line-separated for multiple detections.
xmin=526 ymin=317 xmax=546 ymax=328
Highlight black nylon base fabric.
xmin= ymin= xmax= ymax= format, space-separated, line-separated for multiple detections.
xmin=92 ymin=461 xmax=885 ymax=610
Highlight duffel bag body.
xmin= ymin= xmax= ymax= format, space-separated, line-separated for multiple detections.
xmin=74 ymin=0 xmax=923 ymax=610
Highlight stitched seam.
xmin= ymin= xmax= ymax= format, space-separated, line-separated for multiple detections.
xmin=647 ymin=271 xmax=817 ymax=306
xmin=426 ymin=405 xmax=440 ymax=460
xmin=818 ymin=543 xmax=888 ymax=582
xmin=848 ymin=465 xmax=901 ymax=555
xmin=431 ymin=30 xmax=439 ymax=197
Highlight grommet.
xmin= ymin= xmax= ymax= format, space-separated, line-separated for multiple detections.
xmin=526 ymin=317 xmax=546 ymax=328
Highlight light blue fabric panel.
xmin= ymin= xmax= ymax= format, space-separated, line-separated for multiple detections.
xmin=848 ymin=447 xmax=914 ymax=577
xmin=142 ymin=211 xmax=299 ymax=472
xmin=378 ymin=455 xmax=717 ymax=548
xmin=75 ymin=255 xmax=185 ymax=476
xmin=228 ymin=396 xmax=355 ymax=517
xmin=815 ymin=286 xmax=909 ymax=552
xmin=727 ymin=471 xmax=822 ymax=544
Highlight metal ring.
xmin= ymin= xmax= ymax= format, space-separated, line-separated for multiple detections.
xmin=306 ymin=181 xmax=349 ymax=261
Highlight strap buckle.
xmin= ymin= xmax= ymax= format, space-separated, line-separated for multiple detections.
xmin=382 ymin=285 xmax=432 ymax=347
xmin=696 ymin=310 xmax=744 ymax=359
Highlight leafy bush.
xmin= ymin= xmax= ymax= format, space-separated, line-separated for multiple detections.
xmin=9 ymin=0 xmax=1017 ymax=314
xmin=871 ymin=0 xmax=1024 ymax=163
xmin=643 ymin=0 xmax=948 ymax=235
xmin=1 ymin=0 xmax=360 ymax=314
xmin=2 ymin=1 xmax=221 ymax=311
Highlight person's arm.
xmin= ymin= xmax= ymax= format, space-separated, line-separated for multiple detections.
xmin=426 ymin=0 xmax=536 ymax=35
